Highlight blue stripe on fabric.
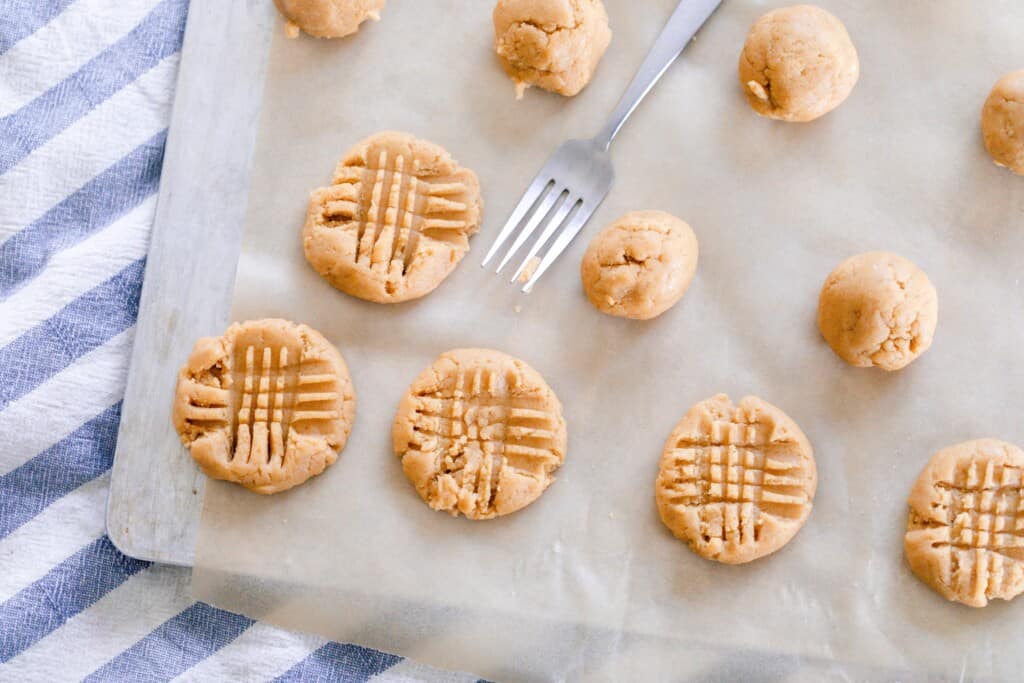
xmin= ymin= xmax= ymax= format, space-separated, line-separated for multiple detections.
xmin=274 ymin=642 xmax=402 ymax=683
xmin=0 ymin=0 xmax=187 ymax=174
xmin=0 ymin=130 xmax=164 ymax=296
xmin=0 ymin=258 xmax=145 ymax=411
xmin=0 ymin=403 xmax=121 ymax=540
xmin=0 ymin=0 xmax=76 ymax=55
xmin=0 ymin=536 xmax=149 ymax=663
xmin=83 ymin=603 xmax=254 ymax=682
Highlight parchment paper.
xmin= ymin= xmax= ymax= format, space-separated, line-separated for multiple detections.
xmin=191 ymin=1 xmax=1024 ymax=679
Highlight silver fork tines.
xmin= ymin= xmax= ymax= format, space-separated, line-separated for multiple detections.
xmin=481 ymin=0 xmax=722 ymax=293
xmin=492 ymin=180 xmax=560 ymax=274
xmin=481 ymin=139 xmax=612 ymax=293
xmin=509 ymin=194 xmax=580 ymax=284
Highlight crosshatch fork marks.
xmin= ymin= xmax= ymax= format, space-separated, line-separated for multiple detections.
xmin=924 ymin=459 xmax=1024 ymax=580
xmin=408 ymin=366 xmax=561 ymax=516
xmin=179 ymin=342 xmax=341 ymax=466
xmin=320 ymin=153 xmax=473 ymax=278
xmin=660 ymin=420 xmax=811 ymax=546
xmin=654 ymin=395 xmax=818 ymax=566
xmin=174 ymin=321 xmax=356 ymax=494
xmin=903 ymin=439 xmax=1024 ymax=606
xmin=303 ymin=133 xmax=483 ymax=303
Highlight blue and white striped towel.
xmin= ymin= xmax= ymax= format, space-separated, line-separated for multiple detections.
xmin=0 ymin=2 xmax=479 ymax=680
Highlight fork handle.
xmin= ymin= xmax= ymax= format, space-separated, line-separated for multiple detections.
xmin=595 ymin=0 xmax=722 ymax=150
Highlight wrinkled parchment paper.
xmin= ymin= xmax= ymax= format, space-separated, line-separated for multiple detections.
xmin=192 ymin=1 xmax=1024 ymax=679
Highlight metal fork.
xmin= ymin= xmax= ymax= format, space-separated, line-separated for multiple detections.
xmin=481 ymin=0 xmax=722 ymax=292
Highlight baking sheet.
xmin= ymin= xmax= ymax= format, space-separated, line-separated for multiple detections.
xmin=191 ymin=0 xmax=1024 ymax=679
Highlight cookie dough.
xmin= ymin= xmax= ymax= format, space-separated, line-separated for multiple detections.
xmin=738 ymin=5 xmax=859 ymax=122
xmin=275 ymin=0 xmax=385 ymax=39
xmin=303 ymin=131 xmax=483 ymax=304
xmin=817 ymin=252 xmax=938 ymax=372
xmin=493 ymin=0 xmax=612 ymax=98
xmin=981 ymin=70 xmax=1024 ymax=175
xmin=392 ymin=348 xmax=567 ymax=519
xmin=580 ymin=210 xmax=698 ymax=320
xmin=905 ymin=439 xmax=1024 ymax=607
xmin=655 ymin=394 xmax=817 ymax=564
xmin=173 ymin=319 xmax=356 ymax=494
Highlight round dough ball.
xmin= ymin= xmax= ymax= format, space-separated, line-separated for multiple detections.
xmin=173 ymin=319 xmax=356 ymax=495
xmin=493 ymin=0 xmax=612 ymax=98
xmin=981 ymin=70 xmax=1024 ymax=175
xmin=274 ymin=0 xmax=385 ymax=39
xmin=303 ymin=131 xmax=483 ymax=304
xmin=580 ymin=210 xmax=698 ymax=320
xmin=905 ymin=439 xmax=1024 ymax=607
xmin=738 ymin=5 xmax=859 ymax=122
xmin=655 ymin=394 xmax=817 ymax=564
xmin=817 ymin=252 xmax=938 ymax=372
xmin=392 ymin=349 xmax=567 ymax=520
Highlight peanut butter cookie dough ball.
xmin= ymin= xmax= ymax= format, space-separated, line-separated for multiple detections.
xmin=817 ymin=252 xmax=938 ymax=372
xmin=738 ymin=5 xmax=859 ymax=122
xmin=493 ymin=0 xmax=612 ymax=98
xmin=981 ymin=70 xmax=1024 ymax=175
xmin=275 ymin=0 xmax=384 ymax=39
xmin=580 ymin=210 xmax=698 ymax=320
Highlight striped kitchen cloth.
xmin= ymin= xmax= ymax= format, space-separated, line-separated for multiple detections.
xmin=0 ymin=1 xmax=478 ymax=680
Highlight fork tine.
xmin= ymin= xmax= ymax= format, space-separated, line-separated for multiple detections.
xmin=494 ymin=185 xmax=566 ymax=274
xmin=480 ymin=174 xmax=554 ymax=268
xmin=521 ymin=199 xmax=600 ymax=293
xmin=509 ymin=194 xmax=579 ymax=283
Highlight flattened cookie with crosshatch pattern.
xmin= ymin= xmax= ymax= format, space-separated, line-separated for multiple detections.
xmin=303 ymin=131 xmax=483 ymax=303
xmin=905 ymin=439 xmax=1024 ymax=607
xmin=655 ymin=394 xmax=817 ymax=564
xmin=173 ymin=319 xmax=355 ymax=495
xmin=392 ymin=349 xmax=567 ymax=519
